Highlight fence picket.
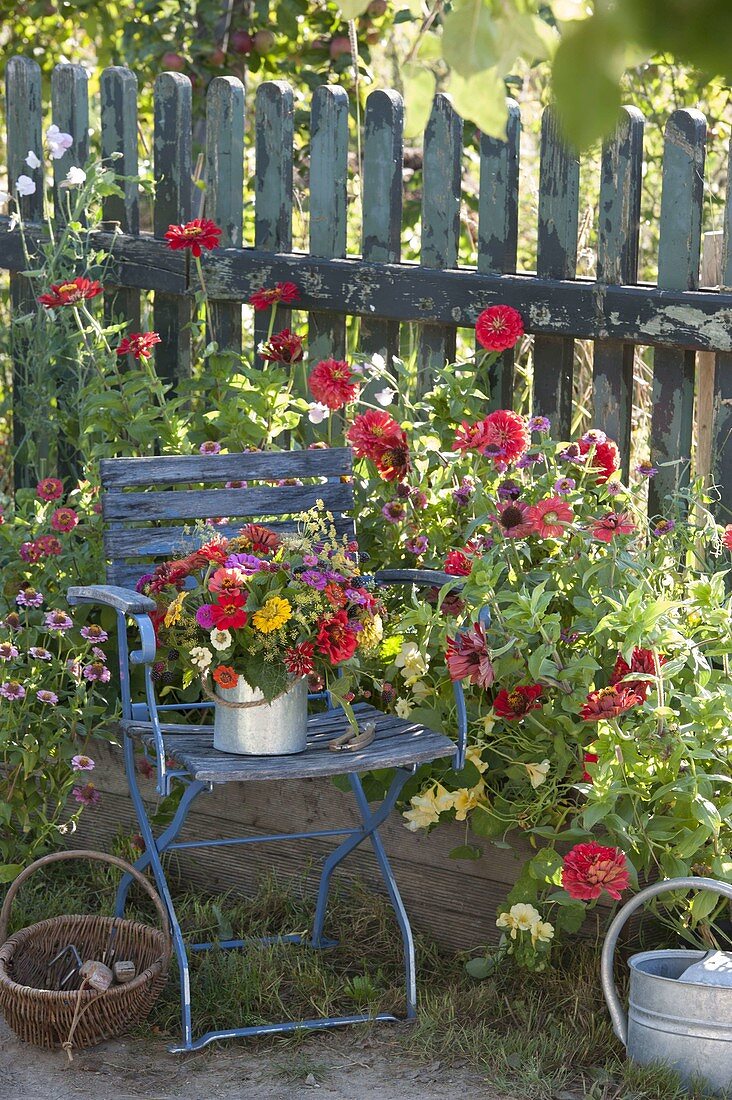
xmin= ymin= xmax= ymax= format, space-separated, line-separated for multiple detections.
xmin=592 ymin=106 xmax=644 ymax=475
xmin=533 ymin=106 xmax=579 ymax=437
xmin=478 ymin=98 xmax=520 ymax=409
xmin=100 ymin=66 xmax=140 ymax=329
xmin=308 ymin=85 xmax=349 ymax=366
xmin=648 ymin=108 xmax=706 ymax=517
xmin=50 ymin=64 xmax=89 ymax=220
xmin=205 ymin=76 xmax=245 ymax=352
xmin=254 ymin=81 xmax=294 ymax=361
xmin=153 ymin=72 xmax=193 ymax=384
xmin=6 ymin=57 xmax=43 ymax=487
xmin=418 ymin=93 xmax=462 ymax=394
xmin=713 ymin=148 xmax=732 ymax=520
xmin=360 ymin=88 xmax=404 ymax=378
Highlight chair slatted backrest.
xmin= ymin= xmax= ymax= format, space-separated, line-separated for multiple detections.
xmin=101 ymin=449 xmax=355 ymax=589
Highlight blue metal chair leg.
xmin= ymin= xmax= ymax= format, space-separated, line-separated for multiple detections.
xmin=122 ymin=732 xmax=196 ymax=1050
xmin=310 ymin=767 xmax=413 ymax=982
xmin=349 ymin=774 xmax=417 ymax=1018
xmin=114 ymin=776 xmax=207 ymax=917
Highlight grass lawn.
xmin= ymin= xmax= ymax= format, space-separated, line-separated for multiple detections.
xmin=5 ymin=858 xmax=722 ymax=1100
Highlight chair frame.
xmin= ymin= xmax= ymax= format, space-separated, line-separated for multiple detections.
xmin=68 ymin=453 xmax=480 ymax=1053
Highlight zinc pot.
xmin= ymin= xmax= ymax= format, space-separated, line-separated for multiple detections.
xmin=212 ymin=675 xmax=308 ymax=755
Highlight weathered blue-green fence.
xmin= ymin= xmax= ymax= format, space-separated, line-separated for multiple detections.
xmin=3 ymin=57 xmax=732 ymax=518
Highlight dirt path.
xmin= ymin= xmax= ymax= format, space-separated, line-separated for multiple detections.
xmin=0 ymin=1021 xmax=516 ymax=1100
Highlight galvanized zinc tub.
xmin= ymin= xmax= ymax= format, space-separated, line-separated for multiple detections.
xmin=212 ymin=675 xmax=308 ymax=755
xmin=601 ymin=877 xmax=732 ymax=1095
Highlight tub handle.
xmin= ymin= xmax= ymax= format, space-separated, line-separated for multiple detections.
xmin=601 ymin=875 xmax=732 ymax=1047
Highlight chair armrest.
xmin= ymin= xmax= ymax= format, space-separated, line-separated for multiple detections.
xmin=371 ymin=568 xmax=463 ymax=590
xmin=67 ymin=584 xmax=156 ymax=615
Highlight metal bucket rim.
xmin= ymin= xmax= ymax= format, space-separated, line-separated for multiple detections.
xmin=628 ymin=948 xmax=732 ymax=991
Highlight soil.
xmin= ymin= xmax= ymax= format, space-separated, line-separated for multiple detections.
xmin=0 ymin=1021 xmax=517 ymax=1100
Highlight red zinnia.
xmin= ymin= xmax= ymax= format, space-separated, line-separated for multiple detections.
xmin=561 ymin=841 xmax=630 ymax=901
xmin=308 ymin=359 xmax=359 ymax=410
xmin=592 ymin=511 xmax=635 ymax=543
xmin=249 ymin=282 xmax=299 ymax=311
xmin=724 ymin=524 xmax=732 ymax=550
xmin=475 ymin=305 xmax=524 ymax=352
xmin=315 ymin=610 xmax=359 ymax=663
xmin=444 ymin=549 xmax=472 ymax=577
xmin=237 ymin=523 xmax=280 ymax=555
xmin=579 ymin=685 xmax=643 ymax=721
xmin=578 ymin=437 xmax=620 ymax=483
xmin=610 ymin=648 xmax=665 ymax=698
xmin=210 ymin=594 xmax=248 ymax=630
xmin=493 ymin=684 xmax=543 ymax=720
xmin=453 ymin=419 xmax=490 ymax=454
xmin=36 ymin=477 xmax=64 ymax=502
xmin=481 ymin=410 xmax=530 ymax=466
xmin=164 ymin=218 xmax=222 ymax=257
xmin=528 ymin=496 xmax=573 ymax=538
xmin=445 ymin=623 xmax=494 ymax=689
xmin=50 ymin=507 xmax=79 ymax=533
xmin=199 ymin=540 xmax=230 ymax=564
xmin=261 ymin=327 xmax=304 ymax=364
xmin=374 ymin=436 xmax=411 ymax=482
xmin=212 ymin=665 xmax=238 ymax=689
xmin=323 ymin=582 xmax=348 ymax=609
xmin=35 ymin=534 xmax=62 ymax=556
xmin=347 ymin=410 xmax=403 ymax=460
xmin=117 ymin=331 xmax=162 ymax=360
xmin=284 ymin=642 xmax=316 ymax=677
xmin=38 ymin=277 xmax=103 ymax=308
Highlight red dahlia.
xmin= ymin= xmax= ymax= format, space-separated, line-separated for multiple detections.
xmin=38 ymin=277 xmax=103 ymax=308
xmin=249 ymin=281 xmax=299 ymax=311
xmin=578 ymin=437 xmax=620 ymax=483
xmin=493 ymin=684 xmax=543 ymax=720
xmin=315 ymin=610 xmax=359 ymax=663
xmin=308 ymin=359 xmax=359 ymax=410
xmin=164 ymin=218 xmax=222 ymax=257
xmin=284 ymin=642 xmax=316 ymax=677
xmin=117 ymin=331 xmax=161 ymax=360
xmin=261 ymin=327 xmax=304 ymax=364
xmin=475 ymin=305 xmax=524 ymax=352
xmin=561 ymin=841 xmax=630 ymax=901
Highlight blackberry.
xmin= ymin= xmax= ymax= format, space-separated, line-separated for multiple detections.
xmin=151 ymin=661 xmax=166 ymax=683
xmin=167 ymin=648 xmax=180 ymax=662
xmin=159 ymin=669 xmax=176 ymax=687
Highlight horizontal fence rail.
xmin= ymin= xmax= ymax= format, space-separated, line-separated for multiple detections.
xmin=2 ymin=57 xmax=732 ymax=518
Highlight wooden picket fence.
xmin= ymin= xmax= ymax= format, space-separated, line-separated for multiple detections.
xmin=2 ymin=57 xmax=732 ymax=519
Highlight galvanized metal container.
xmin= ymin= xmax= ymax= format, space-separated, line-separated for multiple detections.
xmin=601 ymin=876 xmax=732 ymax=1095
xmin=212 ymin=676 xmax=308 ymax=755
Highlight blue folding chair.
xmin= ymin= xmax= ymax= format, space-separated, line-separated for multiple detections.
xmin=68 ymin=447 xmax=472 ymax=1052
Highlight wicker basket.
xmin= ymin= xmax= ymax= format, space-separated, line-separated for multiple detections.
xmin=0 ymin=849 xmax=171 ymax=1053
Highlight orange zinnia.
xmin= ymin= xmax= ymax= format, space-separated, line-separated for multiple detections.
xmin=212 ymin=665 xmax=238 ymax=689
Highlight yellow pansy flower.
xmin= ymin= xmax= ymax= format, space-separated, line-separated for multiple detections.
xmin=252 ymin=596 xmax=292 ymax=633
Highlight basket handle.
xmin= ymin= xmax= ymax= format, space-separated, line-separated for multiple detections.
xmin=600 ymin=875 xmax=732 ymax=1048
xmin=0 ymin=849 xmax=171 ymax=953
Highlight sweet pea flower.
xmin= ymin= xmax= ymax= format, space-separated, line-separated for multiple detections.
xmin=46 ymin=124 xmax=74 ymax=159
xmin=308 ymin=402 xmax=330 ymax=425
xmin=16 ymin=175 xmax=36 ymax=197
xmin=375 ymin=387 xmax=395 ymax=407
xmin=62 ymin=166 xmax=86 ymax=187
xmin=25 ymin=150 xmax=41 ymax=169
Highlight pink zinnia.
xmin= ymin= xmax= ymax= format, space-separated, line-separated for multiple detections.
xmin=82 ymin=661 xmax=111 ymax=683
xmin=528 ymin=496 xmax=574 ymax=538
xmin=561 ymin=841 xmax=630 ymax=901
xmin=71 ymin=754 xmax=95 ymax=771
xmin=36 ymin=477 xmax=64 ymax=501
xmin=199 ymin=440 xmax=222 ymax=455
xmin=494 ymin=501 xmax=533 ymax=539
xmin=72 ymin=782 xmax=101 ymax=807
xmin=445 ymin=623 xmax=494 ymax=689
xmin=50 ymin=507 xmax=79 ymax=532
xmin=36 ymin=689 xmax=59 ymax=705
xmin=592 ymin=511 xmax=635 ymax=543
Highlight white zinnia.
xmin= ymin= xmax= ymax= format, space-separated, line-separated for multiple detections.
xmin=210 ymin=628 xmax=232 ymax=651
xmin=25 ymin=150 xmax=41 ymax=169
xmin=307 ymin=402 xmax=330 ymax=425
xmin=15 ymin=175 xmax=36 ymax=197
xmin=190 ymin=646 xmax=212 ymax=670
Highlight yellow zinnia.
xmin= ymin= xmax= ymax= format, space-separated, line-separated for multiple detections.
xmin=252 ymin=596 xmax=292 ymax=633
xmin=164 ymin=591 xmax=186 ymax=627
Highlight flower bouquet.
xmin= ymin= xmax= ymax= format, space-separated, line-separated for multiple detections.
xmin=141 ymin=506 xmax=384 ymax=754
